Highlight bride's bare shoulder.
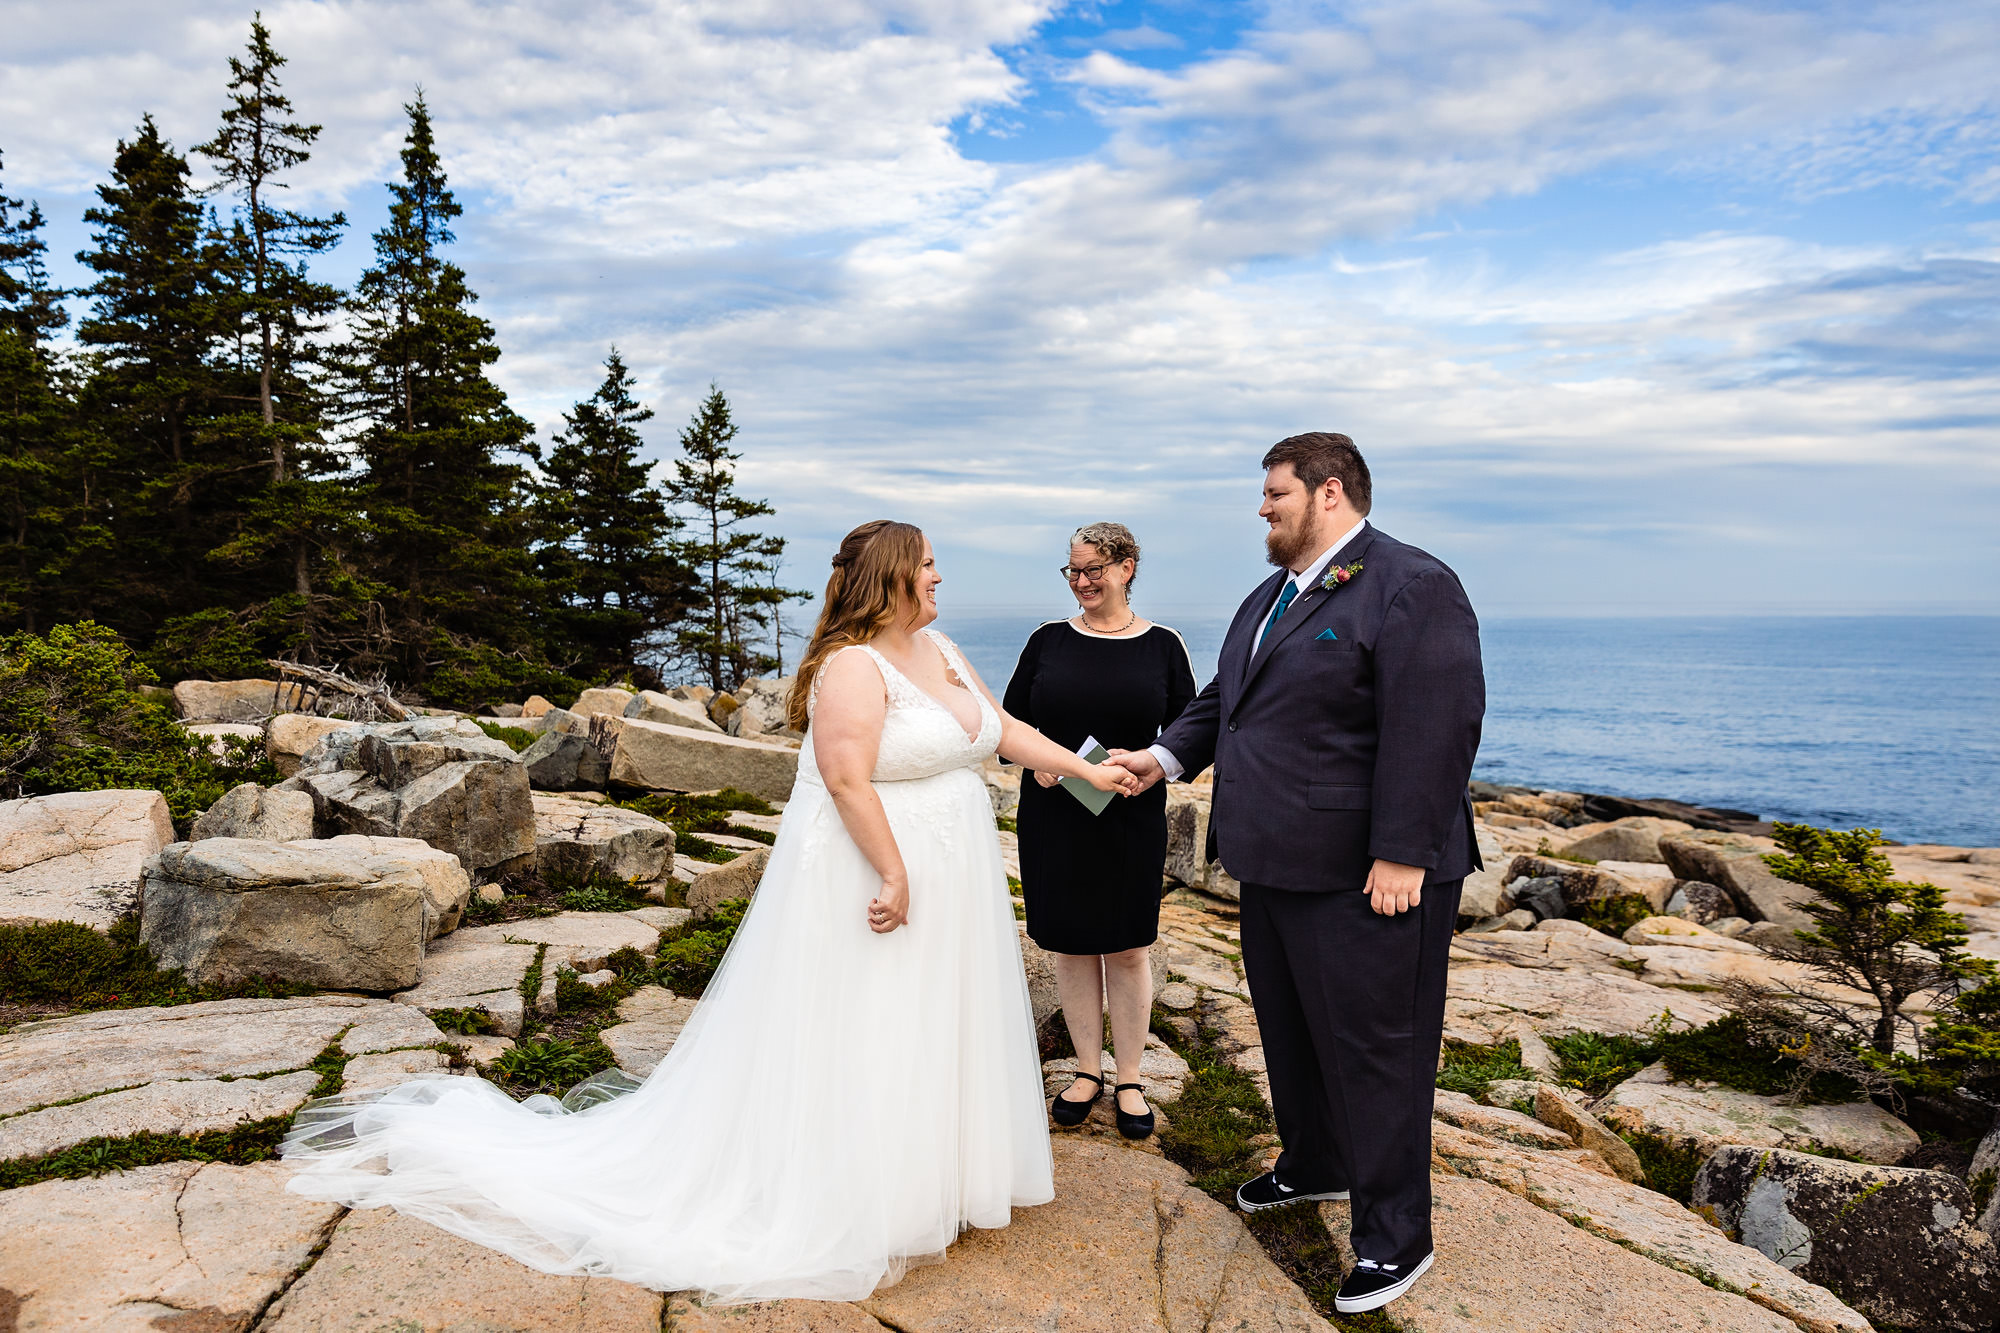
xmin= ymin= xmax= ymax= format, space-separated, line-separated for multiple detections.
xmin=813 ymin=644 xmax=888 ymax=710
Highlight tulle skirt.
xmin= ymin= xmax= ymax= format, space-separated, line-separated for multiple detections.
xmin=281 ymin=764 xmax=1054 ymax=1303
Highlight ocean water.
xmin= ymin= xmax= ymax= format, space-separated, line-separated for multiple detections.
xmin=938 ymin=611 xmax=2000 ymax=848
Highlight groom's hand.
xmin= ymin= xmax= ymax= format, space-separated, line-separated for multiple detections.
xmin=1104 ymin=748 xmax=1163 ymax=794
xmin=1365 ymin=859 xmax=1426 ymax=915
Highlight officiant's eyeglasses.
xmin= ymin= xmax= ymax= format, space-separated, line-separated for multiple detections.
xmin=1060 ymin=563 xmax=1113 ymax=584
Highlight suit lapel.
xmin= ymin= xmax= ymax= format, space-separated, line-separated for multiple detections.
xmin=1240 ymin=524 xmax=1378 ymax=696
xmin=1230 ymin=569 xmax=1292 ymax=693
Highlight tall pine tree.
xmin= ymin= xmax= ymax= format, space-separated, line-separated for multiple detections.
xmin=532 ymin=350 xmax=689 ymax=685
xmin=73 ymin=117 xmax=247 ymax=632
xmin=195 ymin=15 xmax=346 ymax=611
xmin=345 ymin=94 xmax=547 ymax=705
xmin=660 ymin=386 xmax=806 ymax=690
xmin=0 ymin=155 xmax=72 ymax=632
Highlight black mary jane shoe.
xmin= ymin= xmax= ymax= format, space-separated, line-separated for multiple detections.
xmin=1051 ymin=1072 xmax=1105 ymax=1127
xmin=1113 ymin=1083 xmax=1156 ymax=1140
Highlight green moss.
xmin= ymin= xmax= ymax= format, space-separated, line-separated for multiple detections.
xmin=1548 ymin=1031 xmax=1657 ymax=1098
xmin=1578 ymin=893 xmax=1654 ymax=937
xmin=306 ymin=1038 xmax=350 ymax=1099
xmin=996 ymin=814 xmax=1018 ymax=834
xmin=652 ymin=900 xmax=747 ymax=998
xmin=0 ymin=915 xmax=314 ymax=1010
xmin=474 ymin=720 xmax=536 ymax=752
xmin=673 ymin=833 xmax=736 ymax=864
xmin=428 ymin=1007 xmax=496 ymax=1036
xmin=0 ymin=1117 xmax=292 ymax=1190
xmin=1435 ymin=1038 xmax=1532 ymax=1100
xmin=1621 ymin=1130 xmax=1706 ymax=1204
xmin=518 ymin=944 xmax=548 ymax=1013
xmin=1973 ymin=1168 xmax=1996 ymax=1217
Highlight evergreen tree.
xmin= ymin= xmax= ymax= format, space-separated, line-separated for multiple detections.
xmin=0 ymin=158 xmax=73 ymax=632
xmin=533 ymin=350 xmax=689 ymax=684
xmin=73 ymin=118 xmax=247 ymax=630
xmin=195 ymin=15 xmax=346 ymax=608
xmin=660 ymin=386 xmax=807 ymax=690
xmin=345 ymin=94 xmax=545 ymax=704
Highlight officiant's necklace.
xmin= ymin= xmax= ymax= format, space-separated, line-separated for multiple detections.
xmin=1080 ymin=607 xmax=1137 ymax=635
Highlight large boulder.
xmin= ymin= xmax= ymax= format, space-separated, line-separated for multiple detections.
xmin=1694 ymin=1146 xmax=2000 ymax=1332
xmin=1560 ymin=816 xmax=1691 ymax=864
xmin=726 ymin=675 xmax=801 ymax=740
xmin=1662 ymin=830 xmax=1813 ymax=928
xmin=1504 ymin=853 xmax=1673 ymax=913
xmin=604 ymin=716 xmax=799 ymax=803
xmin=521 ymin=729 xmax=611 ymax=791
xmin=1667 ymin=878 xmax=1737 ymax=924
xmin=190 ymin=782 xmax=315 ymax=842
xmin=1597 ymin=1063 xmax=1918 ymax=1164
xmin=264 ymin=713 xmax=361 ymax=777
xmin=570 ymin=686 xmax=636 ymax=718
xmin=531 ymin=793 xmax=673 ymax=886
xmin=140 ymin=836 xmax=471 ymax=990
xmin=172 ymin=677 xmax=306 ymax=722
xmin=292 ymin=716 xmax=534 ymax=873
xmin=623 ymin=689 xmax=724 ymax=733
xmin=0 ymin=788 xmax=176 ymax=930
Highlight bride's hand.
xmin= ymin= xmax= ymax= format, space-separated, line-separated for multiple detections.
xmin=868 ymin=877 xmax=909 ymax=933
xmin=1033 ymin=769 xmax=1060 ymax=789
xmin=1084 ymin=762 xmax=1141 ymax=796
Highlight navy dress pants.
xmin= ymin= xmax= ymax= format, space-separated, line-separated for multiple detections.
xmin=1237 ymin=876 xmax=1463 ymax=1267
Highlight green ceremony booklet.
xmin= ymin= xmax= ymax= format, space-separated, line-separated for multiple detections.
xmin=1059 ymin=735 xmax=1115 ymax=816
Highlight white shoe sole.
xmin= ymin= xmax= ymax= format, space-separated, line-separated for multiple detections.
xmin=1334 ymin=1252 xmax=1434 ymax=1313
xmin=1235 ymin=1183 xmax=1350 ymax=1212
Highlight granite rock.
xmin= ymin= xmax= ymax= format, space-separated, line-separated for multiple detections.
xmin=0 ymin=787 xmax=176 ymax=930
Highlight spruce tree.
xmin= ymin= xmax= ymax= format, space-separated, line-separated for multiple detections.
xmin=660 ymin=386 xmax=807 ymax=690
xmin=345 ymin=94 xmax=544 ymax=704
xmin=195 ymin=15 xmax=346 ymax=610
xmin=73 ymin=117 xmax=246 ymax=630
xmin=0 ymin=157 xmax=71 ymax=632
xmin=533 ymin=350 xmax=689 ymax=684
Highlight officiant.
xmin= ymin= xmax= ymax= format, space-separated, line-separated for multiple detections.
xmin=1004 ymin=521 xmax=1197 ymax=1140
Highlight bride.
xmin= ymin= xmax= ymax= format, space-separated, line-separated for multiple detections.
xmin=281 ymin=519 xmax=1140 ymax=1303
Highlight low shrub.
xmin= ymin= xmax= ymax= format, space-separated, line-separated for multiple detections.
xmin=673 ymin=833 xmax=735 ymax=865
xmin=474 ymin=720 xmax=536 ymax=752
xmin=428 ymin=1007 xmax=496 ymax=1036
xmin=1548 ymin=1030 xmax=1658 ymax=1097
xmin=652 ymin=899 xmax=747 ymax=997
xmin=1620 ymin=1130 xmax=1706 ymax=1204
xmin=1655 ymin=1014 xmax=1861 ymax=1104
xmin=1578 ymin=893 xmax=1654 ymax=937
xmin=1435 ymin=1038 xmax=1532 ymax=1100
xmin=491 ymin=1034 xmax=615 ymax=1095
xmin=0 ymin=915 xmax=313 ymax=1011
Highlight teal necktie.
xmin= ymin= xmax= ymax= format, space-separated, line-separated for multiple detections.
xmin=1258 ymin=580 xmax=1298 ymax=651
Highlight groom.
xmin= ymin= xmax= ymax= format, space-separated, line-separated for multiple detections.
xmin=1110 ymin=432 xmax=1484 ymax=1315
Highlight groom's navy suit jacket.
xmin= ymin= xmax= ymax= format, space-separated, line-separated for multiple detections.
xmin=1156 ymin=522 xmax=1486 ymax=892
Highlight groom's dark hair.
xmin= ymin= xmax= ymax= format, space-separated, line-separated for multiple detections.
xmin=1263 ymin=433 xmax=1371 ymax=515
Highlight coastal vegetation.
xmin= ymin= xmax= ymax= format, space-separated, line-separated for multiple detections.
xmin=0 ymin=18 xmax=804 ymax=710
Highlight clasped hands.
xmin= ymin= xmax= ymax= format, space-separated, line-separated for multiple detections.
xmin=1030 ymin=761 xmax=1142 ymax=796
xmin=1099 ymin=749 xmax=1427 ymax=916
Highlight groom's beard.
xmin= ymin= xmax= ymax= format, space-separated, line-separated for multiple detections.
xmin=1265 ymin=510 xmax=1325 ymax=572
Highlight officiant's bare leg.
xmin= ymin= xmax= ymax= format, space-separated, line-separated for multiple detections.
xmin=1102 ymin=946 xmax=1153 ymax=1113
xmin=1052 ymin=954 xmax=1108 ymax=1100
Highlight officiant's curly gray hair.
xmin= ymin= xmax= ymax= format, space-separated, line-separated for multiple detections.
xmin=1071 ymin=521 xmax=1141 ymax=588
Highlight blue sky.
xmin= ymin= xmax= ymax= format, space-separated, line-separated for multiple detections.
xmin=5 ymin=0 xmax=1997 ymax=619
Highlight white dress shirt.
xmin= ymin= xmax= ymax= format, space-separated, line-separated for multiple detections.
xmin=1147 ymin=517 xmax=1367 ymax=782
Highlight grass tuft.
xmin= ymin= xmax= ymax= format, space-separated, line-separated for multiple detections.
xmin=652 ymin=900 xmax=748 ymax=998
xmin=474 ymin=720 xmax=537 ymax=752
xmin=1434 ymin=1038 xmax=1532 ymax=1100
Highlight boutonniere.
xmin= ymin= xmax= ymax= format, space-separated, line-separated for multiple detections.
xmin=1320 ymin=560 xmax=1363 ymax=592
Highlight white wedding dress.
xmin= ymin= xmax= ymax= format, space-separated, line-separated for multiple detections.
xmin=281 ymin=629 xmax=1054 ymax=1303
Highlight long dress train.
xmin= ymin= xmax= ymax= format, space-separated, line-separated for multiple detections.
xmin=280 ymin=629 xmax=1053 ymax=1303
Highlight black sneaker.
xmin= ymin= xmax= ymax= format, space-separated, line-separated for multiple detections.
xmin=1234 ymin=1171 xmax=1349 ymax=1212
xmin=1334 ymin=1253 xmax=1434 ymax=1313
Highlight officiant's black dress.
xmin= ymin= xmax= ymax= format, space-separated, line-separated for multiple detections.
xmin=1004 ymin=621 xmax=1198 ymax=955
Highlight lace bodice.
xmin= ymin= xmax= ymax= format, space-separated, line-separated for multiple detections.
xmin=799 ymin=629 xmax=1001 ymax=784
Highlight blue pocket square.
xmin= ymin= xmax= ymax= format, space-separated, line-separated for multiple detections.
xmin=1315 ymin=628 xmax=1339 ymax=641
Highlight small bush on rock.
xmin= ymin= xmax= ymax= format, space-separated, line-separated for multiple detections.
xmin=0 ymin=621 xmax=275 ymax=827
xmin=653 ymin=899 xmax=747 ymax=997
xmin=1434 ymin=1038 xmax=1532 ymax=1100
xmin=1548 ymin=1030 xmax=1657 ymax=1097
xmin=1578 ymin=893 xmax=1654 ymax=937
xmin=0 ymin=915 xmax=312 ymax=1011
xmin=492 ymin=1034 xmax=614 ymax=1095
xmin=429 ymin=1007 xmax=496 ymax=1036
xmin=474 ymin=719 xmax=536 ymax=752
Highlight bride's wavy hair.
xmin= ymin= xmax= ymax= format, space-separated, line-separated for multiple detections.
xmin=788 ymin=520 xmax=928 ymax=732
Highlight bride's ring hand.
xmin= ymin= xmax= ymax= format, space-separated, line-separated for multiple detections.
xmin=869 ymin=878 xmax=910 ymax=934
